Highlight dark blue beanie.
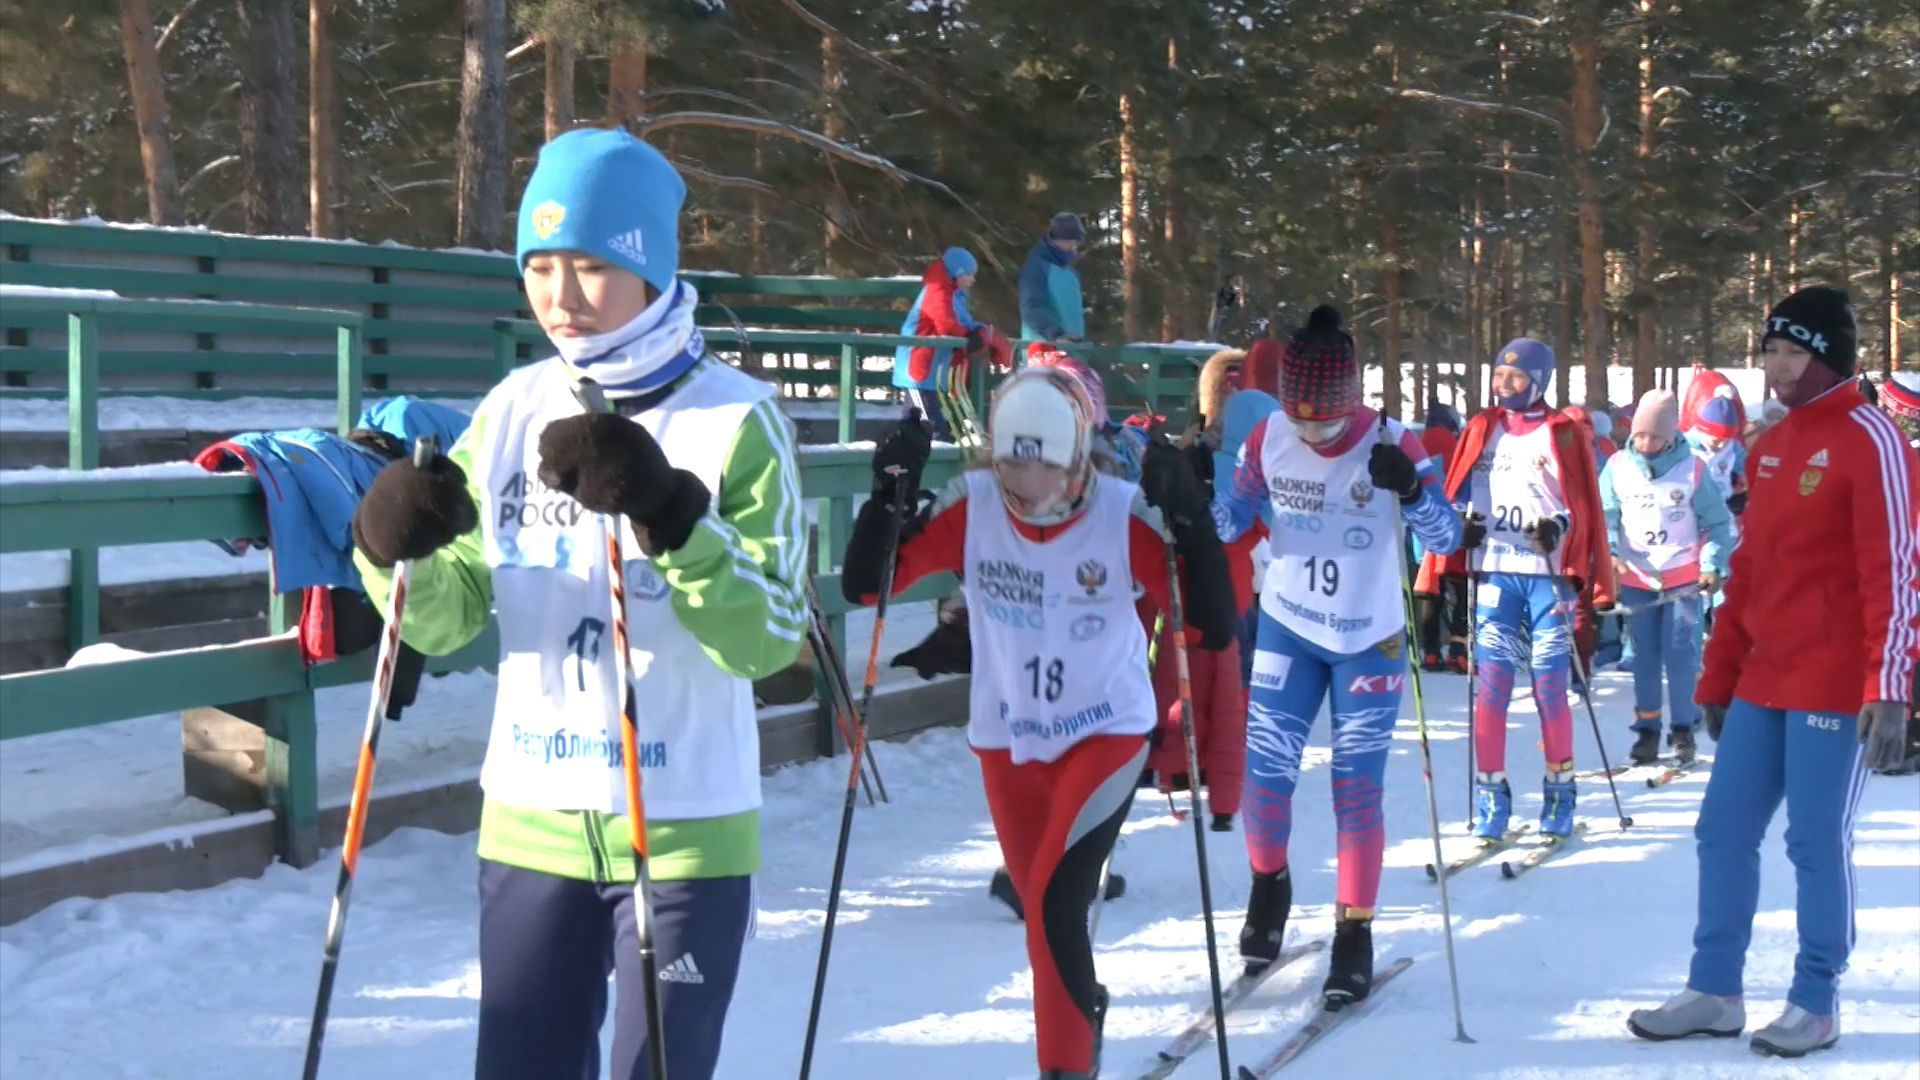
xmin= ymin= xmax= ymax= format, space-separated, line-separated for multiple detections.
xmin=1048 ymin=212 xmax=1086 ymax=243
xmin=1492 ymin=338 xmax=1556 ymax=409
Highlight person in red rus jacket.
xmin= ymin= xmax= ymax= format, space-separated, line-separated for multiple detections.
xmin=841 ymin=371 xmax=1236 ymax=1080
xmin=1415 ymin=338 xmax=1616 ymax=842
xmin=1629 ymin=286 xmax=1919 ymax=1059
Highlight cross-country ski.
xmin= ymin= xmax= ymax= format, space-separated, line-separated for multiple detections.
xmin=1500 ymin=822 xmax=1594 ymax=880
xmin=1424 ymin=825 xmax=1533 ymax=882
xmin=1232 ymin=957 xmax=1418 ymax=1079
xmin=1130 ymin=938 xmax=1326 ymax=1080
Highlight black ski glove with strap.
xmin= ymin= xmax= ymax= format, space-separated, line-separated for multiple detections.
xmin=537 ymin=412 xmax=710 ymax=553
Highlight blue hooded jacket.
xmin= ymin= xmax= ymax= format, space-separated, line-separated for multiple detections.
xmin=195 ymin=398 xmax=475 ymax=593
xmin=1018 ymin=239 xmax=1086 ymax=342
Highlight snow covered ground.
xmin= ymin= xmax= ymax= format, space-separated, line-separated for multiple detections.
xmin=2 ymin=665 xmax=1915 ymax=1078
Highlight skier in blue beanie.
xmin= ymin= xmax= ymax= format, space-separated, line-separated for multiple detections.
xmin=350 ymin=126 xmax=807 ymax=1080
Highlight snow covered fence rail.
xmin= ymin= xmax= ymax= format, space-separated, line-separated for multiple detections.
xmin=0 ymin=448 xmax=967 ymax=914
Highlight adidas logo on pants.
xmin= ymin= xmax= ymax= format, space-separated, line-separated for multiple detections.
xmin=659 ymin=952 xmax=705 ymax=984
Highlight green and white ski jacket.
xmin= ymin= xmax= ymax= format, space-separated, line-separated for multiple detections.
xmin=357 ymin=355 xmax=807 ymax=883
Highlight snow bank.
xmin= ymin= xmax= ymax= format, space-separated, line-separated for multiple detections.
xmin=0 ymin=284 xmax=121 ymax=301
xmin=0 ymin=461 xmax=213 ymax=485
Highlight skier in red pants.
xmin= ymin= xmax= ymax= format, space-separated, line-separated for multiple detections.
xmin=842 ymin=369 xmax=1235 ymax=1080
xmin=1146 ymin=530 xmax=1255 ymax=829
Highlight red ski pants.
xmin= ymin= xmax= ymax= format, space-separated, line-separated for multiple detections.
xmin=977 ymin=735 xmax=1146 ymax=1074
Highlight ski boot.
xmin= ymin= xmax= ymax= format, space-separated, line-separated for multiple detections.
xmin=1670 ymin=726 xmax=1697 ymax=765
xmin=1630 ymin=727 xmax=1662 ymax=766
xmin=1626 ymin=989 xmax=1745 ymax=1041
xmin=1322 ymin=911 xmax=1374 ymax=1009
xmin=1421 ymin=651 xmax=1447 ymax=674
xmin=1750 ymin=1004 xmax=1838 ymax=1058
xmin=1471 ymin=774 xmax=1513 ymax=842
xmin=1447 ymin=647 xmax=1470 ymax=675
xmin=1210 ymin=813 xmax=1235 ymax=833
xmin=1540 ymin=771 xmax=1577 ymax=839
xmin=1238 ymin=868 xmax=1291 ymax=976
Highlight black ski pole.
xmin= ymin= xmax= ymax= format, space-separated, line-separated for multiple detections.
xmin=572 ymin=377 xmax=671 ymax=1080
xmin=1381 ymin=419 xmax=1473 ymax=1043
xmin=803 ymin=575 xmax=885 ymax=806
xmin=304 ymin=436 xmax=439 ymax=1080
xmin=1549 ymin=552 xmax=1632 ymax=830
xmin=799 ymin=470 xmax=912 ymax=1080
xmin=1464 ymin=563 xmax=1481 ymax=827
xmin=1164 ymin=541 xmax=1234 ymax=1080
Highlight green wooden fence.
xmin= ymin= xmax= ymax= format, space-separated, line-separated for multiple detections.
xmin=0 ymin=446 xmax=962 ymax=866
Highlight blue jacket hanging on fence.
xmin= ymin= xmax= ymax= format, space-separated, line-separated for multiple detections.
xmin=192 ymin=397 xmax=474 ymax=593
xmin=194 ymin=429 xmax=391 ymax=593
xmin=357 ymin=397 xmax=473 ymax=453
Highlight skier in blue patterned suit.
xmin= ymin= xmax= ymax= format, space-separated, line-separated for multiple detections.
xmin=1209 ymin=306 xmax=1461 ymax=1006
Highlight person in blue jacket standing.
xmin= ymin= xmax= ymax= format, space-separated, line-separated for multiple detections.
xmin=1020 ymin=212 xmax=1087 ymax=344
xmin=893 ymin=246 xmax=983 ymax=442
xmin=1598 ymin=389 xmax=1734 ymax=767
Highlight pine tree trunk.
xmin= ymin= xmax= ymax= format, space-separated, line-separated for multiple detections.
xmin=1571 ymin=0 xmax=1608 ymax=405
xmin=1118 ymin=89 xmax=1144 ymax=342
xmin=118 ymin=0 xmax=180 ymax=225
xmin=455 ymin=0 xmax=506 ymax=249
xmin=234 ymin=0 xmax=302 ymax=233
xmin=544 ymin=33 xmax=575 ymax=141
xmin=1554 ymin=206 xmax=1575 ymax=406
xmin=608 ymin=43 xmax=647 ymax=128
xmin=1631 ymin=0 xmax=1657 ymax=402
xmin=1382 ymin=213 xmax=1404 ymax=420
xmin=308 ymin=0 xmax=339 ymax=237
xmin=1160 ymin=35 xmax=1184 ymax=342
xmin=818 ymin=35 xmax=848 ymax=272
xmin=1468 ymin=186 xmax=1486 ymax=407
xmin=1787 ymin=198 xmax=1801 ymax=289
xmin=1700 ymin=290 xmax=1715 ymax=369
xmin=1884 ymin=234 xmax=1901 ymax=377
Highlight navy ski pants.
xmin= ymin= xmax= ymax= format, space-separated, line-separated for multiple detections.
xmin=474 ymin=860 xmax=752 ymax=1080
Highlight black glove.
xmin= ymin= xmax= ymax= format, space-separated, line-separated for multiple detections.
xmin=1702 ymin=702 xmax=1728 ymax=742
xmin=1459 ymin=511 xmax=1487 ymax=552
xmin=891 ymin=608 xmax=972 ymax=679
xmin=352 ymin=453 xmax=479 ymax=569
xmin=1725 ymin=490 xmax=1748 ymax=515
xmin=1523 ymin=516 xmax=1565 ymax=555
xmin=1367 ymin=443 xmax=1422 ymax=503
xmin=537 ymin=412 xmax=711 ymax=553
xmin=1141 ymin=441 xmax=1210 ymax=527
xmin=873 ymin=408 xmax=933 ymax=503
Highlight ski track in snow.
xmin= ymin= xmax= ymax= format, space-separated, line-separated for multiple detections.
xmin=1 ymin=674 xmax=1917 ymax=1078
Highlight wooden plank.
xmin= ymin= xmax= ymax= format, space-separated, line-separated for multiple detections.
xmin=685 ymin=273 xmax=921 ymax=300
xmin=0 ymin=293 xmax=363 ymax=329
xmin=0 ymin=217 xmax=522 ymax=278
xmin=696 ymin=305 xmax=903 ymax=330
xmin=8 ymin=264 xmax=519 ymax=313
xmin=0 ymin=347 xmax=498 ymax=378
xmin=0 ymin=637 xmax=309 ymax=737
xmin=0 ymin=478 xmax=266 ymax=553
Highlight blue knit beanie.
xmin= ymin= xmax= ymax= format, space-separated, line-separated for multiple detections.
xmin=515 ymin=128 xmax=684 ymax=295
xmin=941 ymin=246 xmax=977 ymax=280
xmin=1491 ymin=338 xmax=1556 ymax=409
